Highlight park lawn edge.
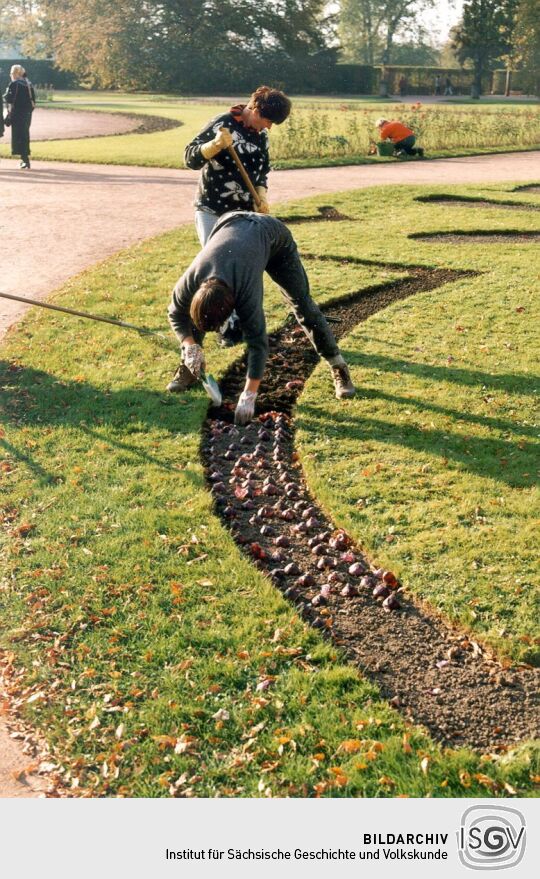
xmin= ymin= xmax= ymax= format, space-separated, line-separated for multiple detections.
xmin=0 ymin=182 xmax=538 ymax=798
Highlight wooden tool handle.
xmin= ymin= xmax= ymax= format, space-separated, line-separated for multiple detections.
xmin=221 ymin=129 xmax=262 ymax=208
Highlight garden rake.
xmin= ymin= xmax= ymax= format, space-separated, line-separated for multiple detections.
xmin=0 ymin=289 xmax=222 ymax=406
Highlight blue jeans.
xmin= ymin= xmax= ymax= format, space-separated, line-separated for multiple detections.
xmin=395 ymin=135 xmax=420 ymax=156
xmin=195 ymin=209 xmax=219 ymax=246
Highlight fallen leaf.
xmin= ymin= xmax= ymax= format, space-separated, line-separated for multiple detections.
xmin=420 ymin=756 xmax=430 ymax=775
xmin=339 ymin=739 xmax=363 ymax=754
xmin=378 ymin=775 xmax=395 ymax=787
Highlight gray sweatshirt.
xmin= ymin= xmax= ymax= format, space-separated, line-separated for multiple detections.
xmin=168 ymin=213 xmax=291 ymax=379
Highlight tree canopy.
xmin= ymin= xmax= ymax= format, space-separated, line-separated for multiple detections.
xmin=8 ymin=0 xmax=334 ymax=90
xmin=338 ymin=0 xmax=436 ymax=65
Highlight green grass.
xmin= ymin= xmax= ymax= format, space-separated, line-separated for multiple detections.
xmin=1 ymin=184 xmax=539 ymax=797
xmin=2 ymin=90 xmax=538 ymax=168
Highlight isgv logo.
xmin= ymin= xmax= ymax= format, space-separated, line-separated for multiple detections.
xmin=458 ymin=805 xmax=526 ymax=870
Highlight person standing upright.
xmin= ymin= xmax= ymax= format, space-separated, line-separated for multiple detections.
xmin=3 ymin=64 xmax=35 ymax=169
xmin=183 ymin=85 xmax=291 ymax=348
xmin=184 ymin=85 xmax=291 ymax=246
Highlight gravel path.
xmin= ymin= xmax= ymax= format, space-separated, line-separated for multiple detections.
xmin=1 ymin=146 xmax=538 ymax=796
xmin=1 ymin=150 xmax=538 ymax=339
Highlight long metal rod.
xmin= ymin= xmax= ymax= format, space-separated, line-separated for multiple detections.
xmin=0 ymin=289 xmax=170 ymax=341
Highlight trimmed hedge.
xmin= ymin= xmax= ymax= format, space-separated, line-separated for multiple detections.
xmin=0 ymin=58 xmax=77 ymax=89
xmin=491 ymin=68 xmax=538 ymax=95
xmin=373 ymin=65 xmax=490 ymax=96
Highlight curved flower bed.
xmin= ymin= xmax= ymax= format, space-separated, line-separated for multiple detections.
xmin=202 ymin=266 xmax=539 ymax=751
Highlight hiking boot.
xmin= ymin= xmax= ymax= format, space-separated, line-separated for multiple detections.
xmin=166 ymin=362 xmax=198 ymax=393
xmin=332 ymin=364 xmax=356 ymax=399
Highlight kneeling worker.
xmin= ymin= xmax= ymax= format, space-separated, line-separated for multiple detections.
xmin=375 ymin=117 xmax=424 ymax=157
xmin=167 ymin=213 xmax=356 ymax=425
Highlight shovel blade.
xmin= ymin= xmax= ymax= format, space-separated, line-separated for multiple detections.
xmin=201 ymin=373 xmax=222 ymax=406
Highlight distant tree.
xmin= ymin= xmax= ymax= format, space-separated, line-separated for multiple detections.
xmin=0 ymin=0 xmax=53 ymax=57
xmin=451 ymin=0 xmax=509 ymax=98
xmin=389 ymin=39 xmax=440 ymax=66
xmin=513 ymin=0 xmax=540 ymax=95
xmin=338 ymin=0 xmax=435 ymax=65
xmin=498 ymin=0 xmax=520 ymax=95
xmin=13 ymin=0 xmax=334 ymax=90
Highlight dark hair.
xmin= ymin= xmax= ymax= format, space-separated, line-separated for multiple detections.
xmin=249 ymin=85 xmax=291 ymax=124
xmin=190 ymin=278 xmax=235 ymax=332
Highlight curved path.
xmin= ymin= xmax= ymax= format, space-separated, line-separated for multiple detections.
xmin=1 ymin=150 xmax=538 ymax=339
xmin=28 ymin=106 xmax=142 ymax=141
xmin=0 ymin=148 xmax=538 ymax=796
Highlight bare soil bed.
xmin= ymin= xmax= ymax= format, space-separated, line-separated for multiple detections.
xmin=30 ymin=107 xmax=179 ymax=142
xmin=201 ymin=266 xmax=539 ymax=752
xmin=513 ymin=183 xmax=540 ymax=194
xmin=415 ymin=193 xmax=540 ymax=211
xmin=411 ymin=231 xmax=540 ymax=244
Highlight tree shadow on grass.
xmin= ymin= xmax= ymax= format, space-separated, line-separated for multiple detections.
xmin=299 ymin=348 xmax=538 ymax=489
xmin=300 ymin=401 xmax=535 ymax=489
xmin=0 ymin=360 xmax=206 ymax=487
xmin=346 ymin=350 xmax=538 ymax=398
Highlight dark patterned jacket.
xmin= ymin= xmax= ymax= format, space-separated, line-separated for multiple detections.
xmin=3 ymin=78 xmax=35 ymax=118
xmin=184 ymin=105 xmax=270 ymax=215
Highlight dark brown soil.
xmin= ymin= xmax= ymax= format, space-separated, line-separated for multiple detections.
xmin=415 ymin=194 xmax=540 ymax=212
xmin=411 ymin=231 xmax=540 ymax=244
xmin=512 ymin=184 xmax=540 ymax=194
xmin=39 ymin=112 xmax=180 ymax=142
xmin=278 ymin=206 xmax=353 ymax=224
xmin=201 ymin=265 xmax=539 ymax=752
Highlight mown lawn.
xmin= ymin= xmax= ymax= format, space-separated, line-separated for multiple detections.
xmin=1 ymin=183 xmax=538 ymax=797
xmin=2 ymin=90 xmax=538 ymax=168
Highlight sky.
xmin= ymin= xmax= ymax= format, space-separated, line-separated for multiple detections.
xmin=421 ymin=0 xmax=465 ymax=44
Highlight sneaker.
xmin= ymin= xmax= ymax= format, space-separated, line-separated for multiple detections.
xmin=394 ymin=149 xmax=405 ymax=158
xmin=166 ymin=362 xmax=198 ymax=393
xmin=332 ymin=364 xmax=356 ymax=399
xmin=417 ymin=148 xmax=425 ymax=158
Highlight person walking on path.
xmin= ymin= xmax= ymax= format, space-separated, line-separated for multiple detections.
xmin=183 ymin=85 xmax=291 ymax=348
xmin=0 ymin=86 xmax=4 ymax=140
xmin=166 ymin=212 xmax=356 ymax=424
xmin=444 ymin=76 xmax=454 ymax=96
xmin=3 ymin=64 xmax=35 ymax=169
xmin=434 ymin=74 xmax=442 ymax=96
xmin=375 ymin=118 xmax=424 ymax=158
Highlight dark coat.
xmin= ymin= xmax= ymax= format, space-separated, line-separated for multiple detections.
xmin=0 ymin=89 xmax=4 ymax=138
xmin=3 ymin=78 xmax=35 ymax=157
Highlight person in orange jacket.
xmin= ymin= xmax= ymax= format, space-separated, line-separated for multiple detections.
xmin=375 ymin=118 xmax=424 ymax=158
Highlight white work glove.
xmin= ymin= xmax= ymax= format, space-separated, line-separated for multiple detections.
xmin=234 ymin=389 xmax=258 ymax=426
xmin=182 ymin=342 xmax=205 ymax=379
xmin=200 ymin=127 xmax=233 ymax=160
xmin=254 ymin=185 xmax=270 ymax=214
